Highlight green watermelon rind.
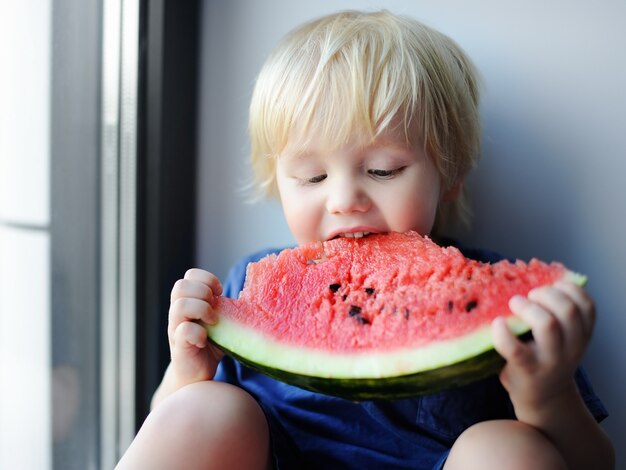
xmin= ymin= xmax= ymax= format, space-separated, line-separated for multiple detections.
xmin=207 ymin=270 xmax=585 ymax=401
xmin=209 ymin=316 xmax=529 ymax=401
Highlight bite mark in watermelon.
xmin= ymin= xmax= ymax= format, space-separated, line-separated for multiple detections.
xmin=207 ymin=231 xmax=585 ymax=400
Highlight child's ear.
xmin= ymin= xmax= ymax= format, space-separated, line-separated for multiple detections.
xmin=442 ymin=179 xmax=464 ymax=202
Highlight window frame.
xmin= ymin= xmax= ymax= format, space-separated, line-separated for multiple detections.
xmin=51 ymin=0 xmax=199 ymax=467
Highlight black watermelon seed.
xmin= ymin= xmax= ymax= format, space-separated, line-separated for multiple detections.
xmin=329 ymin=283 xmax=340 ymax=292
xmin=342 ymin=294 xmax=348 ymax=301
xmin=355 ymin=315 xmax=370 ymax=325
xmin=447 ymin=301 xmax=454 ymax=311
xmin=403 ymin=308 xmax=409 ymax=319
xmin=465 ymin=300 xmax=478 ymax=312
xmin=364 ymin=287 xmax=375 ymax=295
xmin=349 ymin=305 xmax=362 ymax=317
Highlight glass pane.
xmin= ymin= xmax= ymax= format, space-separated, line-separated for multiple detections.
xmin=0 ymin=1 xmax=52 ymax=468
xmin=49 ymin=0 xmax=104 ymax=464
xmin=1 ymin=0 xmax=168 ymax=466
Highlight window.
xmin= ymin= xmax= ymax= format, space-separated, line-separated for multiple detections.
xmin=0 ymin=0 xmax=198 ymax=467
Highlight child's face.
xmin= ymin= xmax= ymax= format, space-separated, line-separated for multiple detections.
xmin=276 ymin=132 xmax=442 ymax=244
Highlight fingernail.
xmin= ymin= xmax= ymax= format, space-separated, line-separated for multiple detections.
xmin=509 ymin=295 xmax=525 ymax=309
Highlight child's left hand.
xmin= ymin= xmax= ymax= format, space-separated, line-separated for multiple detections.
xmin=491 ymin=281 xmax=596 ymax=421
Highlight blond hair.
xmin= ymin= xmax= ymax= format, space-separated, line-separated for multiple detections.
xmin=248 ymin=10 xmax=481 ymax=231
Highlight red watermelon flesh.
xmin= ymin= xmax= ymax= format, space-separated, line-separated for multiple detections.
xmin=208 ymin=231 xmax=583 ymax=399
xmin=217 ymin=232 xmax=568 ymax=350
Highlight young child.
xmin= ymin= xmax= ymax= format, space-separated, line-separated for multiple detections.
xmin=117 ymin=10 xmax=613 ymax=469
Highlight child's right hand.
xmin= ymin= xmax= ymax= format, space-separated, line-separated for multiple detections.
xmin=167 ymin=268 xmax=224 ymax=387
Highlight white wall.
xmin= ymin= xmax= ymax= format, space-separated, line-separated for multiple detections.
xmin=0 ymin=1 xmax=52 ymax=468
xmin=197 ymin=0 xmax=625 ymax=463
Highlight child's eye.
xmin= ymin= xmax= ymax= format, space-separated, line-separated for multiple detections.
xmin=299 ymin=174 xmax=327 ymax=185
xmin=368 ymin=167 xmax=406 ymax=179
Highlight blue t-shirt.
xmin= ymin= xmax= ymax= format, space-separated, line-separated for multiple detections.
xmin=214 ymin=242 xmax=608 ymax=470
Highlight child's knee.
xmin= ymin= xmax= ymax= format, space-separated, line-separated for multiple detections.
xmin=445 ymin=420 xmax=566 ymax=470
xmin=148 ymin=381 xmax=270 ymax=468
xmin=165 ymin=381 xmax=268 ymax=439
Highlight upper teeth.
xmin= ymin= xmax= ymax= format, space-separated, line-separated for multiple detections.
xmin=341 ymin=232 xmax=371 ymax=238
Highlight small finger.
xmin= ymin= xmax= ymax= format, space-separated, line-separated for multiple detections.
xmin=171 ymin=278 xmax=216 ymax=306
xmin=184 ymin=268 xmax=223 ymax=296
xmin=491 ymin=316 xmax=533 ymax=365
xmin=168 ymin=298 xmax=216 ymax=339
xmin=172 ymin=321 xmax=209 ymax=350
xmin=509 ymin=295 xmax=562 ymax=359
xmin=554 ymin=281 xmax=595 ymax=339
xmin=528 ymin=286 xmax=585 ymax=355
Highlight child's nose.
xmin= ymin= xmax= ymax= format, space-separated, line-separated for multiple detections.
xmin=325 ymin=179 xmax=371 ymax=214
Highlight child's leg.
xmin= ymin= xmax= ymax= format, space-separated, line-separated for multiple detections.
xmin=444 ymin=419 xmax=566 ymax=470
xmin=116 ymin=381 xmax=270 ymax=470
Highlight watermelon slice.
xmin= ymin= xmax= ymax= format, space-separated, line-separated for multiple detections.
xmin=208 ymin=231 xmax=585 ymax=400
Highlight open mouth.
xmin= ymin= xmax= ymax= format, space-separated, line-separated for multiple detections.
xmin=331 ymin=231 xmax=374 ymax=240
xmin=339 ymin=231 xmax=371 ymax=239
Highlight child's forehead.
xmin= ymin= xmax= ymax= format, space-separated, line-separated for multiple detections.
xmin=280 ymin=131 xmax=415 ymax=159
